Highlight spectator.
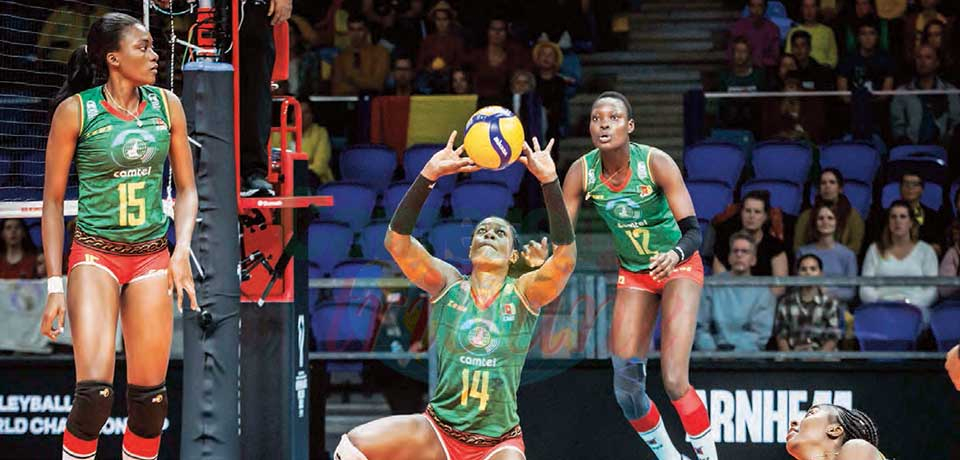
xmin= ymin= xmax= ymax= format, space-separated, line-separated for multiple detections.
xmin=729 ymin=0 xmax=781 ymax=68
xmin=890 ymin=43 xmax=960 ymax=145
xmin=387 ymin=56 xmax=416 ymax=96
xmin=774 ymin=254 xmax=842 ymax=351
xmin=696 ymin=231 xmax=776 ymax=351
xmin=790 ymin=31 xmax=837 ymax=90
xmin=794 ymin=168 xmax=866 ymax=253
xmin=287 ymin=18 xmax=322 ymax=98
xmin=532 ymin=39 xmax=569 ymax=143
xmin=938 ymin=189 xmax=960 ymax=298
xmin=0 ymin=219 xmax=38 ymax=279
xmin=362 ymin=0 xmax=423 ymax=57
xmin=509 ymin=70 xmax=544 ymax=142
xmin=465 ymin=17 xmax=532 ymax=107
xmin=718 ymin=36 xmax=767 ymax=129
xmin=860 ymin=200 xmax=939 ymax=324
xmin=841 ymin=0 xmax=891 ymax=55
xmin=797 ymin=204 xmax=860 ymax=303
xmin=921 ymin=20 xmax=954 ymax=83
xmin=332 ymin=16 xmax=391 ymax=96
xmin=415 ymin=1 xmax=465 ymax=73
xmin=450 ymin=68 xmax=472 ymax=95
xmin=769 ymin=53 xmax=799 ymax=90
xmin=270 ymin=100 xmax=334 ymax=185
xmin=902 ymin=0 xmax=952 ymax=65
xmin=713 ymin=190 xmax=789 ymax=295
xmin=837 ymin=17 xmax=895 ymax=97
xmin=35 ymin=252 xmax=45 ymax=278
xmin=875 ymin=0 xmax=907 ymax=20
xmin=786 ymin=0 xmax=840 ymax=68
xmin=761 ymin=71 xmax=827 ymax=142
xmin=896 ymin=172 xmax=947 ymax=254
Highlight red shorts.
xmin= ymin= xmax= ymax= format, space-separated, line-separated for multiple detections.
xmin=68 ymin=242 xmax=169 ymax=286
xmin=423 ymin=408 xmax=525 ymax=460
xmin=617 ymin=251 xmax=704 ymax=294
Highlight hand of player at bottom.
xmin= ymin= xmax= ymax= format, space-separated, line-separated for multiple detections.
xmin=519 ymin=137 xmax=558 ymax=184
xmin=40 ymin=293 xmax=66 ymax=341
xmin=269 ymin=0 xmax=293 ymax=26
xmin=422 ymin=131 xmax=480 ymax=180
xmin=169 ymin=248 xmax=199 ymax=313
xmin=946 ymin=344 xmax=960 ymax=391
xmin=521 ymin=237 xmax=549 ymax=268
xmin=649 ymin=250 xmax=680 ymax=281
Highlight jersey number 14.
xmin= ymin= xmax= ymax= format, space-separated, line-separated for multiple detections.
xmin=118 ymin=182 xmax=146 ymax=227
xmin=460 ymin=369 xmax=490 ymax=412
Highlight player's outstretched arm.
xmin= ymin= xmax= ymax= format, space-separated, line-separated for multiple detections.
xmin=517 ymin=138 xmax=577 ymax=310
xmin=561 ymin=156 xmax=585 ymax=226
xmin=384 ymin=131 xmax=479 ymax=298
xmin=647 ymin=148 xmax=701 ymax=281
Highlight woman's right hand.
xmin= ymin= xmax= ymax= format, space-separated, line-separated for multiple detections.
xmin=40 ymin=293 xmax=66 ymax=341
xmin=421 ymin=131 xmax=480 ymax=181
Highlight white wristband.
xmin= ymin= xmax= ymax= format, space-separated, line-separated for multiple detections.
xmin=47 ymin=276 xmax=64 ymax=295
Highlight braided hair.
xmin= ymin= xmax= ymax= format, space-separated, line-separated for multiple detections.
xmin=827 ymin=405 xmax=879 ymax=446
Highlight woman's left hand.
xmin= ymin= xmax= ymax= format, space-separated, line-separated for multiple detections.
xmin=168 ymin=248 xmax=199 ymax=313
xmin=519 ymin=137 xmax=558 ymax=184
xmin=649 ymin=250 xmax=680 ymax=281
xmin=521 ymin=237 xmax=549 ymax=268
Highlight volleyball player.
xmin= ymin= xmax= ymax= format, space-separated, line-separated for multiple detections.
xmin=560 ymin=92 xmax=717 ymax=460
xmin=40 ymin=13 xmax=198 ymax=460
xmin=333 ymin=131 xmax=576 ymax=460
xmin=786 ymin=404 xmax=885 ymax=460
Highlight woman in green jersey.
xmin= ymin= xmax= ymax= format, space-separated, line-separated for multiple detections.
xmin=786 ymin=404 xmax=885 ymax=460
xmin=39 ymin=13 xmax=198 ymax=460
xmin=560 ymin=92 xmax=717 ymax=460
xmin=333 ymin=131 xmax=576 ymax=460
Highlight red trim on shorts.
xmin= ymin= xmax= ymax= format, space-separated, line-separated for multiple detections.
xmin=122 ymin=429 xmax=161 ymax=458
xmin=629 ymin=401 xmax=662 ymax=432
xmin=63 ymin=429 xmax=98 ymax=456
xmin=68 ymin=241 xmax=169 ymax=286
xmin=617 ymin=251 xmax=704 ymax=294
xmin=423 ymin=411 xmax=525 ymax=460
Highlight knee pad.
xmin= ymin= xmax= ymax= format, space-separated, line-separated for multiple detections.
xmin=66 ymin=381 xmax=115 ymax=440
xmin=334 ymin=434 xmax=369 ymax=460
xmin=612 ymin=356 xmax=652 ymax=420
xmin=126 ymin=383 xmax=168 ymax=438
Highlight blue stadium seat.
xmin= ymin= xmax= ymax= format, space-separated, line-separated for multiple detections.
xmin=428 ymin=220 xmax=475 ymax=272
xmin=687 ymin=180 xmax=733 ymax=220
xmin=708 ymin=129 xmax=754 ymax=158
xmin=880 ymin=182 xmax=942 ymax=211
xmin=683 ymin=141 xmax=745 ymax=189
xmin=951 ymin=181 xmax=959 ymax=216
xmin=469 ymin=162 xmax=526 ymax=194
xmin=359 ymin=220 xmax=392 ymax=262
xmin=330 ymin=259 xmax=386 ymax=307
xmin=383 ymin=181 xmax=444 ymax=234
xmin=310 ymin=301 xmax=379 ymax=351
xmin=450 ymin=181 xmax=512 ymax=221
xmin=854 ymin=302 xmax=922 ymax=351
xmin=741 ymin=179 xmax=803 ymax=215
xmin=752 ymin=141 xmax=812 ymax=185
xmin=889 ymin=145 xmax=947 ymax=163
xmin=339 ymin=144 xmax=397 ymax=194
xmin=819 ymin=141 xmax=880 ymax=184
xmin=315 ymin=181 xmax=377 ymax=232
xmin=807 ymin=178 xmax=873 ymax=218
xmin=404 ymin=144 xmax=455 ymax=196
xmin=930 ymin=301 xmax=960 ymax=352
xmin=308 ymin=221 xmax=353 ymax=278
xmin=24 ymin=219 xmax=41 ymax=248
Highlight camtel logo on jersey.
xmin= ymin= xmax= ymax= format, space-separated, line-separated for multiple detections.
xmin=458 ymin=318 xmax=501 ymax=357
xmin=110 ymin=129 xmax=158 ymax=177
xmin=606 ymin=197 xmax=641 ymax=219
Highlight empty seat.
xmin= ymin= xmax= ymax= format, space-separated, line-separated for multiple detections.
xmin=308 ymin=221 xmax=354 ymax=277
xmin=752 ymin=141 xmax=812 ymax=185
xmin=854 ymin=301 xmax=922 ymax=351
xmin=315 ymin=181 xmax=377 ymax=232
xmin=930 ymin=301 xmax=960 ymax=352
xmin=741 ymin=179 xmax=803 ymax=215
xmin=469 ymin=161 xmax=526 ymax=194
xmin=819 ymin=141 xmax=880 ymax=184
xmin=404 ymin=144 xmax=455 ymax=195
xmin=428 ymin=220 xmax=475 ymax=271
xmin=880 ymin=182 xmax=942 ymax=211
xmin=889 ymin=144 xmax=947 ymax=163
xmin=359 ymin=220 xmax=392 ymax=262
xmin=450 ymin=181 xmax=512 ymax=221
xmin=687 ymin=180 xmax=734 ymax=221
xmin=708 ymin=129 xmax=754 ymax=158
xmin=339 ymin=144 xmax=397 ymax=194
xmin=330 ymin=259 xmax=385 ymax=307
xmin=310 ymin=301 xmax=379 ymax=351
xmin=683 ymin=141 xmax=745 ymax=189
xmin=383 ymin=181 xmax=444 ymax=233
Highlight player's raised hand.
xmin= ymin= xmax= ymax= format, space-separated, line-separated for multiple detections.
xmin=422 ymin=131 xmax=480 ymax=180
xmin=520 ymin=237 xmax=549 ymax=268
xmin=519 ymin=137 xmax=558 ymax=184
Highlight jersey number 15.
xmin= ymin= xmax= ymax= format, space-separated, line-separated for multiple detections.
xmin=118 ymin=182 xmax=146 ymax=227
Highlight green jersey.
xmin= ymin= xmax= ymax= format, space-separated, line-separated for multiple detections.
xmin=428 ymin=277 xmax=538 ymax=438
xmin=582 ymin=143 xmax=681 ymax=272
xmin=74 ymin=85 xmax=170 ymax=243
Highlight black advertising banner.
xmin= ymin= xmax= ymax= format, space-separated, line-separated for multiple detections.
xmin=0 ymin=358 xmax=182 ymax=460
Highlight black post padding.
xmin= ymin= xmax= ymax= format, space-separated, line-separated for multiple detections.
xmin=180 ymin=61 xmax=241 ymax=460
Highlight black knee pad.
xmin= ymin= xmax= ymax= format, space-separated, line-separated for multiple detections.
xmin=126 ymin=383 xmax=168 ymax=438
xmin=612 ymin=356 xmax=652 ymax=420
xmin=66 ymin=381 xmax=115 ymax=440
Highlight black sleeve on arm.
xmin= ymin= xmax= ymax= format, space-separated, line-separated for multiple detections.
xmin=673 ymin=216 xmax=702 ymax=262
xmin=388 ymin=175 xmax=435 ymax=235
xmin=542 ymin=179 xmax=574 ymax=245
